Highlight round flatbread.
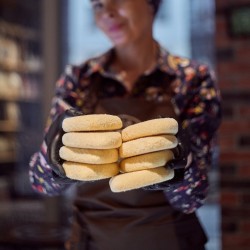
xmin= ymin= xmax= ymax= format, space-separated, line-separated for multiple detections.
xmin=60 ymin=146 xmax=118 ymax=164
xmin=62 ymin=132 xmax=122 ymax=149
xmin=62 ymin=114 xmax=123 ymax=132
xmin=121 ymin=118 xmax=178 ymax=142
xmin=119 ymin=135 xmax=178 ymax=158
xmin=109 ymin=167 xmax=174 ymax=192
xmin=63 ymin=161 xmax=119 ymax=181
xmin=120 ymin=150 xmax=174 ymax=173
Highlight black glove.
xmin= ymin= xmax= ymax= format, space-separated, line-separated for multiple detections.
xmin=45 ymin=108 xmax=84 ymax=184
xmin=144 ymin=126 xmax=190 ymax=191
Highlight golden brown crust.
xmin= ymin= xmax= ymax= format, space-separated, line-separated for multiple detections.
xmin=109 ymin=167 xmax=174 ymax=192
xmin=63 ymin=161 xmax=119 ymax=181
xmin=119 ymin=135 xmax=178 ymax=158
xmin=60 ymin=146 xmax=118 ymax=164
xmin=121 ymin=118 xmax=178 ymax=142
xmin=62 ymin=114 xmax=123 ymax=132
xmin=62 ymin=132 xmax=122 ymax=149
xmin=120 ymin=150 xmax=174 ymax=172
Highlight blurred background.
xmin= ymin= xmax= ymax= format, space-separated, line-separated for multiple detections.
xmin=0 ymin=0 xmax=249 ymax=249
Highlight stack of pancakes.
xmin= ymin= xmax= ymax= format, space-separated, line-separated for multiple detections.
xmin=109 ymin=118 xmax=178 ymax=192
xmin=59 ymin=114 xmax=179 ymax=192
xmin=59 ymin=114 xmax=123 ymax=181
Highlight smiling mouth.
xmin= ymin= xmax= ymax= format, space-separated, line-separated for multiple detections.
xmin=108 ymin=23 xmax=123 ymax=33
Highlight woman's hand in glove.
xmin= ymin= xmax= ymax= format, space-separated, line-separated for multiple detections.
xmin=45 ymin=109 xmax=85 ymax=184
xmin=143 ymin=126 xmax=190 ymax=191
xmin=45 ymin=109 xmax=123 ymax=184
xmin=110 ymin=118 xmax=179 ymax=193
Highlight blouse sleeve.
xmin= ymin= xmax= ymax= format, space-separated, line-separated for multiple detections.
xmin=164 ymin=64 xmax=222 ymax=213
xmin=29 ymin=65 xmax=83 ymax=196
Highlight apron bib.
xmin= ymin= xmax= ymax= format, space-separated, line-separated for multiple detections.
xmin=66 ymin=80 xmax=207 ymax=250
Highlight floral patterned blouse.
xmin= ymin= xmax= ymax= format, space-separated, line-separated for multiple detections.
xmin=29 ymin=43 xmax=221 ymax=214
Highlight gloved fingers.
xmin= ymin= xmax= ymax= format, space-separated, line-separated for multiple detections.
xmin=166 ymin=158 xmax=187 ymax=170
xmin=45 ymin=108 xmax=84 ymax=177
xmin=45 ymin=108 xmax=84 ymax=147
xmin=136 ymin=129 xmax=189 ymax=191
xmin=46 ymin=124 xmax=65 ymax=176
xmin=65 ymin=108 xmax=85 ymax=117
xmin=172 ymin=139 xmax=189 ymax=160
xmin=143 ymin=168 xmax=185 ymax=191
xmin=120 ymin=150 xmax=174 ymax=173
xmin=161 ymin=125 xmax=190 ymax=171
xmin=45 ymin=112 xmax=66 ymax=149
xmin=117 ymin=114 xmax=141 ymax=128
xmin=175 ymin=125 xmax=190 ymax=157
xmin=52 ymin=171 xmax=79 ymax=185
xmin=50 ymin=155 xmax=65 ymax=178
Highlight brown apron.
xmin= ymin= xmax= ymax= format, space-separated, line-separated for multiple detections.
xmin=66 ymin=96 xmax=207 ymax=250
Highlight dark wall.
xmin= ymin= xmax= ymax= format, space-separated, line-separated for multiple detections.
xmin=215 ymin=0 xmax=250 ymax=249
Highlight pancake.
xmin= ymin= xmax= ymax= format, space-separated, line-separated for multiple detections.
xmin=63 ymin=161 xmax=119 ymax=181
xmin=119 ymin=135 xmax=178 ymax=158
xmin=60 ymin=146 xmax=118 ymax=164
xmin=62 ymin=114 xmax=123 ymax=132
xmin=62 ymin=132 xmax=122 ymax=149
xmin=109 ymin=167 xmax=174 ymax=192
xmin=120 ymin=150 xmax=174 ymax=173
xmin=122 ymin=118 xmax=178 ymax=142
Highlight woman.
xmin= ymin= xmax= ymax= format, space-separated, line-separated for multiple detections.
xmin=29 ymin=0 xmax=221 ymax=249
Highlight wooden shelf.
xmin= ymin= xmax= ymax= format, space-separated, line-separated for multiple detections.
xmin=0 ymin=121 xmax=20 ymax=132
xmin=0 ymin=95 xmax=40 ymax=103
xmin=0 ymin=151 xmax=16 ymax=164
xmin=0 ymin=61 xmax=43 ymax=74
xmin=0 ymin=19 xmax=40 ymax=41
xmin=0 ymin=0 xmax=44 ymax=200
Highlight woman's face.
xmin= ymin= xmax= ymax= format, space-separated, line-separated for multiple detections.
xmin=90 ymin=0 xmax=154 ymax=47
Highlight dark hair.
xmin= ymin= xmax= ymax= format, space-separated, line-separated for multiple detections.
xmin=148 ymin=0 xmax=162 ymax=16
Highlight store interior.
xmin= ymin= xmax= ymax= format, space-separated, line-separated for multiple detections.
xmin=0 ymin=0 xmax=249 ymax=249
